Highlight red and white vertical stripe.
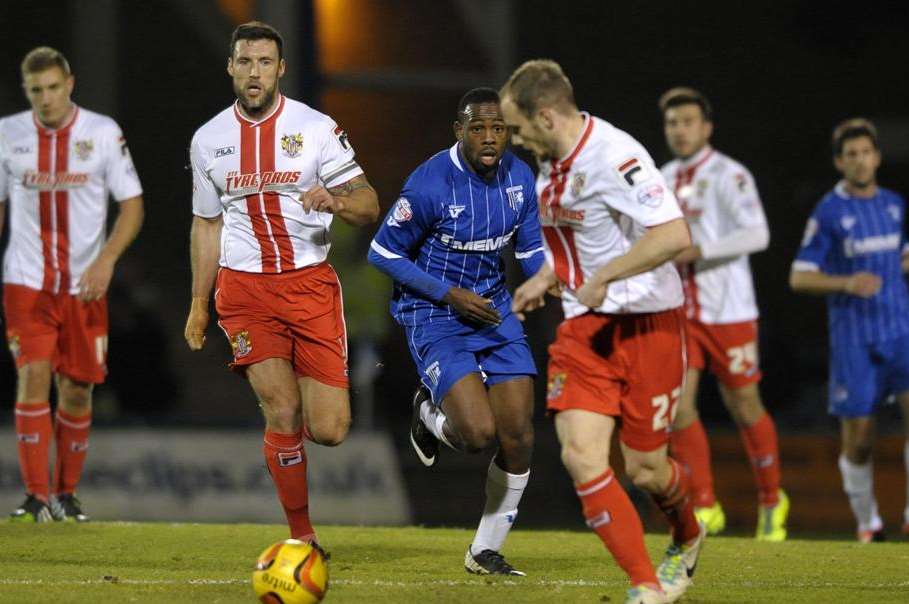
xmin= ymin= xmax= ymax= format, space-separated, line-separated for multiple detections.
xmin=235 ymin=96 xmax=296 ymax=273
xmin=541 ymin=116 xmax=594 ymax=290
xmin=35 ymin=108 xmax=78 ymax=294
xmin=673 ymin=149 xmax=714 ymax=320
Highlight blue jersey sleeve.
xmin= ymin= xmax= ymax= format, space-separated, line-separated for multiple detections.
xmin=513 ymin=174 xmax=545 ymax=278
xmin=793 ymin=203 xmax=835 ymax=273
xmin=368 ymin=178 xmax=451 ymax=303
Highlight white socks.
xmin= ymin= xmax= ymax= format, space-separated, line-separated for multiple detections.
xmin=838 ymin=454 xmax=882 ymax=532
xmin=471 ymin=459 xmax=530 ymax=554
xmin=419 ymin=400 xmax=456 ymax=450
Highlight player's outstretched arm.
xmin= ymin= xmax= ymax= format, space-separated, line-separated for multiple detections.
xmin=512 ymin=262 xmax=558 ymax=321
xmin=78 ymin=196 xmax=144 ymax=301
xmin=789 ymin=269 xmax=881 ymax=298
xmin=301 ymin=175 xmax=379 ymax=226
xmin=576 ymin=217 xmax=690 ymax=308
xmin=185 ymin=214 xmax=223 ymax=350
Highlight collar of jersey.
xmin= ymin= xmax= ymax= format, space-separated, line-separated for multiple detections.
xmin=233 ymin=94 xmax=285 ymax=127
xmin=33 ymin=104 xmax=79 ymax=136
xmin=677 ymin=145 xmax=715 ymax=172
xmin=835 ymin=179 xmax=880 ymax=201
xmin=449 ymin=142 xmax=505 ymax=183
xmin=554 ymin=112 xmax=594 ymax=169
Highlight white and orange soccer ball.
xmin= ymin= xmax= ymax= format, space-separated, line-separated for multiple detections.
xmin=251 ymin=539 xmax=328 ymax=604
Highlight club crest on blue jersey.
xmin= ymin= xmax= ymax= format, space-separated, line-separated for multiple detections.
xmin=840 ymin=215 xmax=855 ymax=230
xmin=889 ymin=205 xmax=901 ymax=222
xmin=280 ymin=132 xmax=304 ymax=158
xmin=506 ymin=185 xmax=524 ymax=210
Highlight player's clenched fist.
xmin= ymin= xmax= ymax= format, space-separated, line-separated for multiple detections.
xmin=184 ymin=297 xmax=210 ymax=350
xmin=300 ymin=186 xmax=345 ymax=214
xmin=845 ymin=272 xmax=882 ymax=298
xmin=576 ymin=278 xmax=608 ymax=309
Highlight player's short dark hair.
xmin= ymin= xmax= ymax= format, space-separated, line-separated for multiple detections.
xmin=500 ymin=59 xmax=575 ymax=117
xmin=230 ymin=21 xmax=284 ymax=60
xmin=832 ymin=118 xmax=879 ymax=156
xmin=21 ymin=47 xmax=71 ymax=78
xmin=658 ymin=87 xmax=713 ymax=121
xmin=457 ymin=88 xmax=500 ymax=121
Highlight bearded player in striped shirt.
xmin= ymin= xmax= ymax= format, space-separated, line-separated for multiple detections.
xmin=368 ymin=88 xmax=544 ymax=575
xmin=791 ymin=118 xmax=909 ymax=542
xmin=185 ymin=22 xmax=378 ymax=547
xmin=0 ymin=47 xmax=144 ymax=523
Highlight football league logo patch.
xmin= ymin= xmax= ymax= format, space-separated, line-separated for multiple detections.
xmin=73 ymin=139 xmax=94 ymax=161
xmin=387 ymin=197 xmax=413 ymax=227
xmin=333 ymin=126 xmax=350 ymax=151
xmin=231 ymin=330 xmax=253 ymax=359
xmin=280 ymin=133 xmax=304 ymax=158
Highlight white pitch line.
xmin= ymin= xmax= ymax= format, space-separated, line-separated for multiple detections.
xmin=0 ymin=578 xmax=908 ymax=589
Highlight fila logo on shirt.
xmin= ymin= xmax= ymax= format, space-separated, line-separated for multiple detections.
xmin=615 ymin=157 xmax=651 ymax=188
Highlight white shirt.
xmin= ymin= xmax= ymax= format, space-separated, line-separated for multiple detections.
xmin=0 ymin=106 xmax=142 ymax=294
xmin=537 ymin=114 xmax=684 ymax=318
xmin=661 ymin=146 xmax=769 ymax=323
xmin=191 ymin=95 xmax=363 ymax=273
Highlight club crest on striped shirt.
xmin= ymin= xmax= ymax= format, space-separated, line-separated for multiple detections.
xmin=73 ymin=139 xmax=94 ymax=161
xmin=570 ymin=172 xmax=586 ymax=197
xmin=506 ymin=185 xmax=524 ymax=210
xmin=280 ymin=132 xmax=304 ymax=158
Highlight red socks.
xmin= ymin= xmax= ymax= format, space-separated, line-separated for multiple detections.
xmin=15 ymin=402 xmax=53 ymax=502
xmin=264 ymin=430 xmax=315 ymax=541
xmin=739 ymin=413 xmax=781 ymax=506
xmin=651 ymin=458 xmax=701 ymax=544
xmin=53 ymin=408 xmax=92 ymax=495
xmin=670 ymin=420 xmax=716 ymax=508
xmin=576 ymin=469 xmax=658 ymax=588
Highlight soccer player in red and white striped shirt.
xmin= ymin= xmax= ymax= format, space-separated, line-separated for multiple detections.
xmin=184 ymin=22 xmax=378 ymax=546
xmin=504 ymin=60 xmax=703 ymax=604
xmin=0 ymin=47 xmax=144 ymax=522
xmin=658 ymin=88 xmax=786 ymax=541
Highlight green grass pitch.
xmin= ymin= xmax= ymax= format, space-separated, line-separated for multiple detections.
xmin=0 ymin=523 xmax=906 ymax=603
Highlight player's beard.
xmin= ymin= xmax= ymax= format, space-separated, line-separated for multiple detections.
xmin=235 ymin=82 xmax=277 ymax=118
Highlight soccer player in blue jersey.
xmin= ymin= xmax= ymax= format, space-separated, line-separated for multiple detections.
xmin=791 ymin=118 xmax=909 ymax=541
xmin=368 ymin=88 xmax=544 ymax=575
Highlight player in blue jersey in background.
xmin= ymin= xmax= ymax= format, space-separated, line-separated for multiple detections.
xmin=791 ymin=118 xmax=909 ymax=542
xmin=368 ymin=88 xmax=544 ymax=575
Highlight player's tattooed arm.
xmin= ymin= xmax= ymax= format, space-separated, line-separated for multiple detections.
xmin=300 ymin=174 xmax=379 ymax=226
xmin=327 ymin=175 xmax=374 ymax=197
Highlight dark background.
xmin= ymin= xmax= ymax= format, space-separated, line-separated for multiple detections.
xmin=1 ymin=0 xmax=907 ymax=531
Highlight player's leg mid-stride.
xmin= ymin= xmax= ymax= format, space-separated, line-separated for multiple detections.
xmin=412 ymin=369 xmax=534 ymax=576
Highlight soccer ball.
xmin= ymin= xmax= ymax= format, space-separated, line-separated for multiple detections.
xmin=251 ymin=539 xmax=328 ymax=604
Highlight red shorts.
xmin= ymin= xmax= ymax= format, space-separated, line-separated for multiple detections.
xmin=686 ymin=319 xmax=761 ymax=388
xmin=3 ymin=284 xmax=108 ymax=383
xmin=214 ymin=263 xmax=349 ymax=388
xmin=547 ymin=309 xmax=686 ymax=451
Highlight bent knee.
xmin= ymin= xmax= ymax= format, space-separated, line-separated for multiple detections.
xmin=459 ymin=424 xmax=496 ymax=453
xmin=309 ymin=416 xmax=351 ymax=447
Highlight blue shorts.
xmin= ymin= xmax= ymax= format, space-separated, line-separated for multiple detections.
xmin=404 ymin=312 xmax=537 ymax=404
xmin=828 ymin=333 xmax=909 ymax=417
